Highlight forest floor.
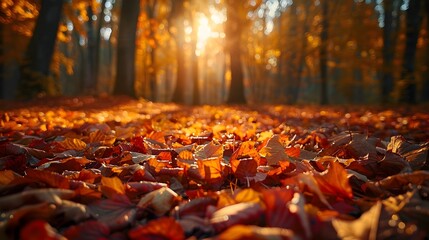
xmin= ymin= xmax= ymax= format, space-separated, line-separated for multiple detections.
xmin=1 ymin=95 xmax=429 ymax=239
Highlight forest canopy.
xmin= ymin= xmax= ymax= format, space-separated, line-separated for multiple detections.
xmin=0 ymin=0 xmax=428 ymax=105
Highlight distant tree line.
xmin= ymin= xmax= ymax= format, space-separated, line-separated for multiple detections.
xmin=0 ymin=0 xmax=428 ymax=105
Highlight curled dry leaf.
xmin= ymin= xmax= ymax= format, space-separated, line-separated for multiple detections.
xmin=137 ymin=186 xmax=179 ymax=216
xmin=210 ymin=202 xmax=264 ymax=233
xmin=0 ymin=188 xmax=75 ymax=211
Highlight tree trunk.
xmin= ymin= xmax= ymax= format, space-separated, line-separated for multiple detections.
xmin=399 ymin=0 xmax=422 ymax=104
xmin=191 ymin=14 xmax=200 ymax=105
xmin=171 ymin=0 xmax=186 ymax=104
xmin=226 ymin=3 xmax=246 ymax=104
xmin=93 ymin=0 xmax=107 ymax=94
xmin=423 ymin=0 xmax=429 ymax=102
xmin=381 ymin=0 xmax=402 ymax=105
xmin=320 ymin=0 xmax=329 ymax=105
xmin=83 ymin=4 xmax=97 ymax=94
xmin=0 ymin=23 xmax=3 ymax=99
xmin=19 ymin=0 xmax=64 ymax=99
xmin=114 ymin=0 xmax=140 ymax=97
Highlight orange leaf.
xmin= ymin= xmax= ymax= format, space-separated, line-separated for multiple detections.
xmin=100 ymin=176 xmax=125 ymax=198
xmin=0 ymin=170 xmax=21 ymax=185
xmin=157 ymin=151 xmax=172 ymax=161
xmin=58 ymin=138 xmax=87 ymax=151
xmin=285 ymin=146 xmax=301 ymax=158
xmin=148 ymin=157 xmax=169 ymax=173
xmin=129 ymin=217 xmax=184 ymax=240
xmin=231 ymin=141 xmax=260 ymax=162
xmin=88 ymin=130 xmax=116 ymax=146
xmin=197 ymin=157 xmax=223 ymax=180
xmin=178 ymin=150 xmax=194 ymax=160
xmin=217 ymin=225 xmax=294 ymax=240
xmin=313 ymin=159 xmax=353 ymax=199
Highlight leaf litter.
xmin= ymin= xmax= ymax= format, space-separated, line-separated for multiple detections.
xmin=1 ymin=96 xmax=429 ymax=239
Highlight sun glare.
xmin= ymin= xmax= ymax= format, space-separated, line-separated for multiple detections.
xmin=196 ymin=15 xmax=212 ymax=56
xmin=194 ymin=7 xmax=226 ymax=57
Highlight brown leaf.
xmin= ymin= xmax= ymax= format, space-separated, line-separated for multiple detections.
xmin=388 ymin=136 xmax=429 ymax=170
xmin=259 ymin=135 xmax=292 ymax=165
xmin=89 ymin=194 xmax=137 ymax=231
xmin=194 ymin=141 xmax=223 ymax=160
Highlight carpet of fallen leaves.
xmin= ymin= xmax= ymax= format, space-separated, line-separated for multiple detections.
xmin=1 ymin=96 xmax=429 ymax=240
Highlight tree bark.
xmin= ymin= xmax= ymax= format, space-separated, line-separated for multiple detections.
xmin=320 ymin=0 xmax=329 ymax=105
xmin=83 ymin=4 xmax=97 ymax=94
xmin=421 ymin=0 xmax=429 ymax=102
xmin=0 ymin=23 xmax=3 ymax=99
xmin=226 ymin=2 xmax=246 ymax=104
xmin=381 ymin=0 xmax=402 ymax=104
xmin=19 ymin=0 xmax=64 ymax=99
xmin=114 ymin=0 xmax=140 ymax=97
xmin=399 ymin=0 xmax=422 ymax=104
xmin=93 ymin=0 xmax=107 ymax=94
xmin=170 ymin=0 xmax=186 ymax=104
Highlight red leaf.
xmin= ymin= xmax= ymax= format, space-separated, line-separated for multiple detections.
xmin=63 ymin=220 xmax=110 ymax=240
xmin=129 ymin=217 xmax=184 ymax=240
xmin=25 ymin=168 xmax=70 ymax=189
xmin=20 ymin=220 xmax=65 ymax=240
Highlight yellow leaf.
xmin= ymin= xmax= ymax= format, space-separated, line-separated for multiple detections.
xmin=234 ymin=188 xmax=261 ymax=204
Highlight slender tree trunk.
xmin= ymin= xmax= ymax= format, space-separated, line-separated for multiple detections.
xmin=320 ymin=0 xmax=329 ymax=105
xmin=423 ymin=0 xmax=429 ymax=102
xmin=226 ymin=3 xmax=246 ymax=104
xmin=381 ymin=0 xmax=402 ymax=104
xmin=399 ymin=0 xmax=422 ymax=104
xmin=171 ymin=0 xmax=186 ymax=104
xmin=191 ymin=14 xmax=200 ymax=105
xmin=83 ymin=4 xmax=97 ymax=94
xmin=0 ymin=23 xmax=3 ymax=99
xmin=19 ymin=0 xmax=64 ymax=99
xmin=94 ymin=0 xmax=107 ymax=94
xmin=114 ymin=0 xmax=140 ymax=97
xmin=149 ymin=47 xmax=157 ymax=101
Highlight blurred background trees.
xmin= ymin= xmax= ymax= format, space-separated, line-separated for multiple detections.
xmin=0 ymin=0 xmax=428 ymax=105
